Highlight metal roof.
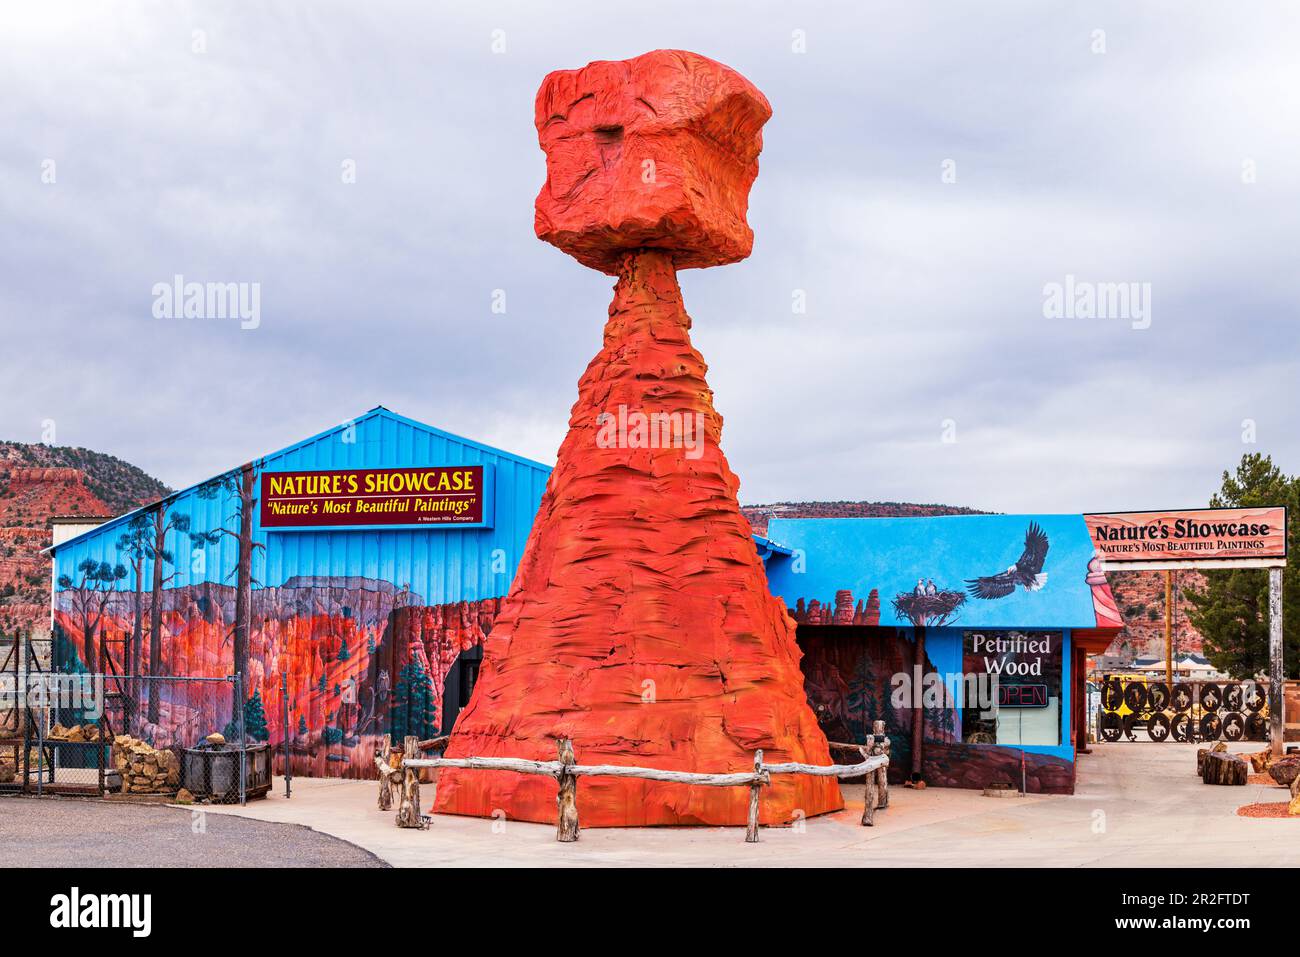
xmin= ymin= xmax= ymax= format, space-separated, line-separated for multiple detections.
xmin=47 ymin=406 xmax=553 ymax=554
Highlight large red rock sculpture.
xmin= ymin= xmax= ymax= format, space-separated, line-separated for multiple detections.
xmin=434 ymin=50 xmax=842 ymax=826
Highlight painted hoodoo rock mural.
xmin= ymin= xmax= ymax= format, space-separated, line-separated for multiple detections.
xmin=435 ymin=50 xmax=843 ymax=826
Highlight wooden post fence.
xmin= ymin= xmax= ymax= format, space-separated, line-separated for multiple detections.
xmin=384 ymin=736 xmax=890 ymax=844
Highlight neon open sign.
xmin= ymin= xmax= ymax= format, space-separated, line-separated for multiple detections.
xmin=998 ymin=684 xmax=1049 ymax=708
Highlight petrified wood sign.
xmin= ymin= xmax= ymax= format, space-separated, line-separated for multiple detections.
xmin=434 ymin=50 xmax=843 ymax=826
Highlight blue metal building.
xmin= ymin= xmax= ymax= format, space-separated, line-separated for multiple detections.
xmin=760 ymin=514 xmax=1122 ymax=793
xmin=48 ymin=407 xmax=551 ymax=777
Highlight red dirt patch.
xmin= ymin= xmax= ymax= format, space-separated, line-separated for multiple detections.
xmin=1237 ymin=802 xmax=1300 ymax=818
xmin=1248 ymin=773 xmax=1284 ymax=786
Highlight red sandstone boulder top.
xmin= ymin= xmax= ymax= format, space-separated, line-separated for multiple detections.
xmin=533 ymin=49 xmax=772 ymax=274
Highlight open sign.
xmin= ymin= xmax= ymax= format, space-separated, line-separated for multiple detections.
xmin=998 ymin=684 xmax=1049 ymax=708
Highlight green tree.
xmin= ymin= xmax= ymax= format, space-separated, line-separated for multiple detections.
xmin=1184 ymin=453 xmax=1299 ymax=678
xmin=389 ymin=658 xmax=437 ymax=742
xmin=243 ymin=689 xmax=270 ymax=741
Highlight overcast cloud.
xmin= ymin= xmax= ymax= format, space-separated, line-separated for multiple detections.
xmin=2 ymin=1 xmax=1297 ymax=513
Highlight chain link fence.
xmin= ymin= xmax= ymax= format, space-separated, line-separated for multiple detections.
xmin=2 ymin=634 xmax=271 ymax=802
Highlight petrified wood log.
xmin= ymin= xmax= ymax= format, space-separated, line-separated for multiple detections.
xmin=1269 ymin=755 xmax=1300 ymax=788
xmin=435 ymin=50 xmax=841 ymax=828
xmin=1196 ymin=741 xmax=1228 ymax=775
xmin=1201 ymin=751 xmax=1247 ymax=786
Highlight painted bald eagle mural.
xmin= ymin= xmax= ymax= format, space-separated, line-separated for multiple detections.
xmin=965 ymin=522 xmax=1050 ymax=600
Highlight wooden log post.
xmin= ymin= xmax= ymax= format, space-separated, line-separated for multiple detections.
xmin=556 ymin=738 xmax=579 ymax=842
xmin=376 ymin=734 xmax=396 ymax=812
xmin=395 ymin=735 xmax=427 ymax=828
xmin=861 ymin=743 xmax=878 ymax=826
xmin=745 ymin=750 xmax=764 ymax=843
xmin=873 ymin=719 xmax=890 ymax=811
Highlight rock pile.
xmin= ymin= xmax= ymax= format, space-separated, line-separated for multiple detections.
xmin=112 ymin=735 xmax=180 ymax=794
xmin=0 ymin=747 xmax=45 ymax=782
xmin=47 ymin=723 xmax=108 ymax=742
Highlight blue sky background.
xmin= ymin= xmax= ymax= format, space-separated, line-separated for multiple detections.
xmin=2 ymin=2 xmax=1296 ymax=512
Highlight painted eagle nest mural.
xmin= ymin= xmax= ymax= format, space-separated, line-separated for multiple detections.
xmin=891 ymin=588 xmax=966 ymax=627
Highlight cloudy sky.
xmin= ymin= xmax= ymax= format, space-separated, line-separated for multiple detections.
xmin=2 ymin=1 xmax=1297 ymax=513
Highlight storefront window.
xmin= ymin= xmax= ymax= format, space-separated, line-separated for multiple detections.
xmin=961 ymin=631 xmax=1062 ymax=747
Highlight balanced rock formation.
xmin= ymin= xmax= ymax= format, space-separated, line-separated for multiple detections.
xmin=435 ymin=51 xmax=842 ymax=826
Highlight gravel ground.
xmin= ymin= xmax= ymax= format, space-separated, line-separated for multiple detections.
xmin=0 ymin=796 xmax=388 ymax=867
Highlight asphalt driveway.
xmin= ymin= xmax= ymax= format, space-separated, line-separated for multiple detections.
xmin=0 ymin=796 xmax=387 ymax=867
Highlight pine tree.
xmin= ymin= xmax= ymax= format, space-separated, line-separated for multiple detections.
xmin=337 ymin=637 xmax=350 ymax=662
xmin=243 ymin=689 xmax=270 ymax=741
xmin=297 ymin=714 xmax=308 ymax=736
xmin=1184 ymin=453 xmax=1300 ymax=678
xmin=389 ymin=658 xmax=438 ymax=741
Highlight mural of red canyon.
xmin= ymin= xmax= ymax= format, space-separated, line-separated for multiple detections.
xmin=52 ymin=578 xmax=500 ymax=778
xmin=798 ymin=626 xmax=959 ymax=775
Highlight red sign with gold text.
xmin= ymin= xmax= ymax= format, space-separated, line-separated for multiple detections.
xmin=1084 ymin=507 xmax=1286 ymax=565
xmin=259 ymin=466 xmax=491 ymax=530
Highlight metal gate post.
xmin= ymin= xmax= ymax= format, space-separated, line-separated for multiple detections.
xmin=281 ymin=670 xmax=291 ymax=799
xmin=235 ymin=672 xmax=247 ymax=805
xmin=34 ymin=690 xmax=44 ymax=798
xmin=19 ymin=643 xmax=30 ymax=794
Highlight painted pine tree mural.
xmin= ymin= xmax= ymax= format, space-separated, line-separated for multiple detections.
xmin=243 ymin=689 xmax=270 ymax=741
xmin=390 ymin=658 xmax=437 ymax=742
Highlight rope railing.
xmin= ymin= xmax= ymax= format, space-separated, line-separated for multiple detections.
xmin=373 ymin=721 xmax=892 ymax=843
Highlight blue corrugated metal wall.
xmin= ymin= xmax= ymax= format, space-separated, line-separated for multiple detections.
xmin=51 ymin=407 xmax=551 ymax=607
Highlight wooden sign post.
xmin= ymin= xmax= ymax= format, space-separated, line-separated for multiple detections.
xmin=1164 ymin=570 xmax=1174 ymax=703
xmin=1086 ymin=506 xmax=1288 ymax=756
xmin=1270 ymin=567 xmax=1285 ymax=758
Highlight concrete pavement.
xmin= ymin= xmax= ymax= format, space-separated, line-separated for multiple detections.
xmin=195 ymin=741 xmax=1299 ymax=867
